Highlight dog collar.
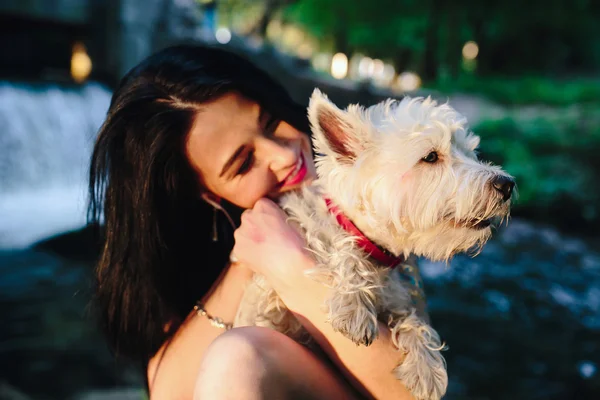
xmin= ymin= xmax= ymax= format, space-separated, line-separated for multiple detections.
xmin=324 ymin=198 xmax=405 ymax=268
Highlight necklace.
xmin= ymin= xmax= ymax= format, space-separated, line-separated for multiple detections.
xmin=193 ymin=301 xmax=233 ymax=330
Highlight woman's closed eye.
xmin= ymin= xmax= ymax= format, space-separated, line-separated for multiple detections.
xmin=264 ymin=116 xmax=280 ymax=136
xmin=237 ymin=150 xmax=255 ymax=175
xmin=233 ymin=111 xmax=281 ymax=177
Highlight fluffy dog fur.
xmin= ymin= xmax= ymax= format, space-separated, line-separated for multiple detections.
xmin=234 ymin=90 xmax=514 ymax=400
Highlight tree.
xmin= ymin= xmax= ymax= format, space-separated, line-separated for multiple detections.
xmin=282 ymin=0 xmax=600 ymax=80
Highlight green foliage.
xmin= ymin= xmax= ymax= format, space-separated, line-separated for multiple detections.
xmin=283 ymin=0 xmax=600 ymax=80
xmin=284 ymin=0 xmax=429 ymax=56
xmin=474 ymin=108 xmax=600 ymax=231
xmin=428 ymin=76 xmax=600 ymax=106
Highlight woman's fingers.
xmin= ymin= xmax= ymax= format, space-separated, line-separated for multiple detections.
xmin=254 ymin=198 xmax=282 ymax=216
xmin=231 ymin=197 xmax=312 ymax=288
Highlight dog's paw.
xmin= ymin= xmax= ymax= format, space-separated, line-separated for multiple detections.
xmin=326 ymin=284 xmax=382 ymax=346
xmin=329 ymin=310 xmax=379 ymax=346
xmin=391 ymin=314 xmax=448 ymax=400
xmin=395 ymin=350 xmax=447 ymax=400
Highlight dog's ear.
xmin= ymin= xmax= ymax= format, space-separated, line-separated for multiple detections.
xmin=309 ymin=89 xmax=361 ymax=163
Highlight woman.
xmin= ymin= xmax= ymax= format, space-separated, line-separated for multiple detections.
xmin=88 ymin=44 xmax=426 ymax=399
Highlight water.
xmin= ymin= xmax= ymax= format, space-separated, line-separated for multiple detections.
xmin=0 ymin=81 xmax=111 ymax=249
xmin=422 ymin=219 xmax=600 ymax=399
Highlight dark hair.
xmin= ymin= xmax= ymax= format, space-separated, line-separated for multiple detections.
xmin=88 ymin=44 xmax=309 ymax=362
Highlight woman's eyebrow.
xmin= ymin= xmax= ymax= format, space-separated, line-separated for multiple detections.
xmin=219 ymin=145 xmax=245 ymax=178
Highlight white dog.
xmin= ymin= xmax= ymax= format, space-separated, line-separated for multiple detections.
xmin=235 ymin=89 xmax=515 ymax=400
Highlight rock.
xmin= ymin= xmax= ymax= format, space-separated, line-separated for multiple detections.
xmin=72 ymin=388 xmax=145 ymax=400
xmin=33 ymin=224 xmax=103 ymax=262
xmin=0 ymin=381 xmax=32 ymax=400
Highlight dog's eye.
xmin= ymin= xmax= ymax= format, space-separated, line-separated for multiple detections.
xmin=422 ymin=151 xmax=438 ymax=163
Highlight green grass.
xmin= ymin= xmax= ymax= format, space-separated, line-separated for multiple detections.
xmin=426 ymin=75 xmax=600 ymax=106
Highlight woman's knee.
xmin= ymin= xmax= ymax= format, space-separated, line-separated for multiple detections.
xmin=193 ymin=327 xmax=290 ymax=400
xmin=202 ymin=326 xmax=288 ymax=368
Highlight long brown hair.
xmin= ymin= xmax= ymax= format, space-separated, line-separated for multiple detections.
xmin=88 ymin=44 xmax=309 ymax=361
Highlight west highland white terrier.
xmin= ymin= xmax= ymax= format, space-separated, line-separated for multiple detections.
xmin=235 ymin=89 xmax=515 ymax=400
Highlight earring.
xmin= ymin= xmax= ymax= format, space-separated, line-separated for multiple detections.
xmin=201 ymin=193 xmax=238 ymax=242
xmin=212 ymin=206 xmax=219 ymax=241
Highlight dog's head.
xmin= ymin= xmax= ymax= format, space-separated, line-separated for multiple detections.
xmin=309 ymin=89 xmax=515 ymax=261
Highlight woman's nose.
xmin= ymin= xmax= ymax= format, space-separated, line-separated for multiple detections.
xmin=259 ymin=137 xmax=298 ymax=171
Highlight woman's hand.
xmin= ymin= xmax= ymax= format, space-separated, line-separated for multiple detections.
xmin=232 ymin=198 xmax=315 ymax=293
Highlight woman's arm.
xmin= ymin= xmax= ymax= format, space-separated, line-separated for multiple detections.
xmin=233 ymin=199 xmax=420 ymax=400
xmin=277 ymin=253 xmax=416 ymax=400
xmin=147 ymin=262 xmax=254 ymax=398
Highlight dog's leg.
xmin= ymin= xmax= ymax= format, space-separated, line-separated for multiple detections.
xmin=388 ymin=310 xmax=448 ymax=400
xmin=256 ymin=286 xmax=309 ymax=343
xmin=235 ymin=275 xmax=312 ymax=345
xmin=378 ymin=263 xmax=447 ymax=399
xmin=324 ymin=256 xmax=384 ymax=346
xmin=233 ymin=276 xmax=264 ymax=327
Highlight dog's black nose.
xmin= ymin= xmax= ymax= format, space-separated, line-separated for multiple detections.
xmin=491 ymin=176 xmax=515 ymax=201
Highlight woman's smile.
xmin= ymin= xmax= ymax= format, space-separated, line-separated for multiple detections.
xmin=278 ymin=153 xmax=309 ymax=189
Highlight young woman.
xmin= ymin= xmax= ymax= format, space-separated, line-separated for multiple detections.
xmin=88 ymin=44 xmax=425 ymax=399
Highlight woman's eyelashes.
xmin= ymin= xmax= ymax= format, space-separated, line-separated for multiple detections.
xmin=236 ymin=150 xmax=255 ymax=175
xmin=264 ymin=115 xmax=280 ymax=136
xmin=261 ymin=111 xmax=281 ymax=137
xmin=235 ymin=116 xmax=280 ymax=177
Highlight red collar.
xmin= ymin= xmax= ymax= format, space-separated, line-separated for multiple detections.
xmin=324 ymin=198 xmax=404 ymax=268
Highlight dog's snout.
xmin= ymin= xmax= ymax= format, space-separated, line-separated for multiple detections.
xmin=491 ymin=176 xmax=515 ymax=201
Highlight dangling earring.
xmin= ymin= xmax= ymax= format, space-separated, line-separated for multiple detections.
xmin=211 ymin=207 xmax=219 ymax=241
xmin=201 ymin=193 xmax=237 ymax=242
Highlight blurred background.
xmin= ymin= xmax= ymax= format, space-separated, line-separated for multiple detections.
xmin=0 ymin=0 xmax=599 ymax=399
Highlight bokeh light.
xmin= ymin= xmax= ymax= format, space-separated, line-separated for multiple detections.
xmin=297 ymin=42 xmax=313 ymax=59
xmin=331 ymin=53 xmax=348 ymax=79
xmin=281 ymin=25 xmax=304 ymax=50
xmin=312 ymin=53 xmax=331 ymax=72
xmin=373 ymin=63 xmax=396 ymax=87
xmin=266 ymin=20 xmax=283 ymax=40
xmin=396 ymin=71 xmax=421 ymax=92
xmin=358 ymin=57 xmax=374 ymax=79
xmin=70 ymin=42 xmax=92 ymax=83
xmin=215 ymin=27 xmax=232 ymax=44
xmin=381 ymin=64 xmax=395 ymax=83
xmin=462 ymin=41 xmax=479 ymax=60
xmin=372 ymin=59 xmax=385 ymax=79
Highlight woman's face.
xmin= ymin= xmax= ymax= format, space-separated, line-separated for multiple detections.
xmin=186 ymin=92 xmax=317 ymax=209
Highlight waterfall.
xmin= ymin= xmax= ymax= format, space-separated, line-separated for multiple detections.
xmin=0 ymin=81 xmax=111 ymax=248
